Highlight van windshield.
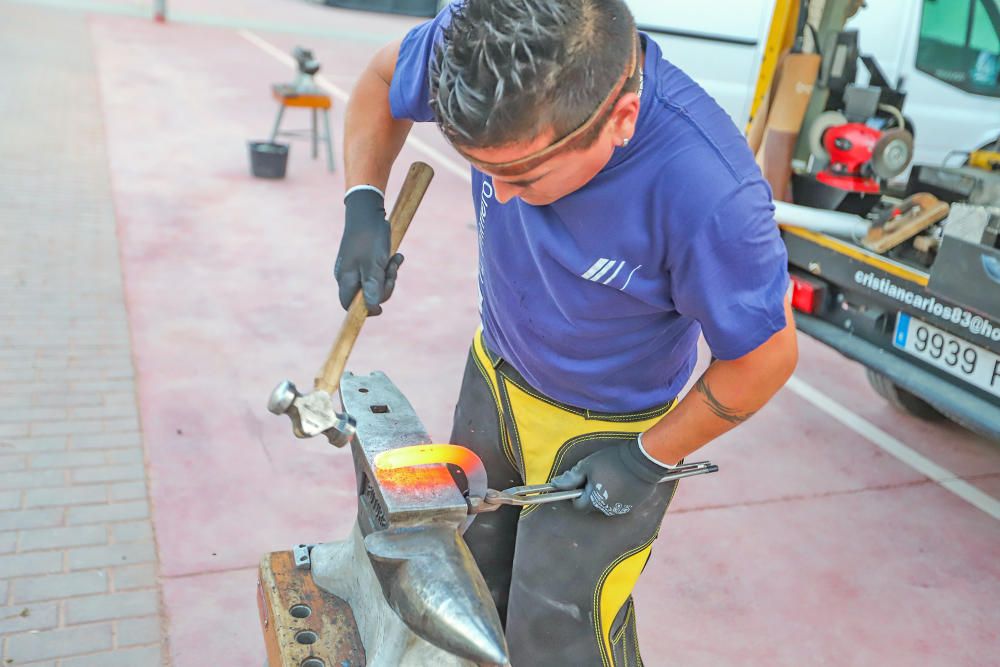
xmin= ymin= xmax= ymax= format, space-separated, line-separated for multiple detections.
xmin=917 ymin=0 xmax=1000 ymax=97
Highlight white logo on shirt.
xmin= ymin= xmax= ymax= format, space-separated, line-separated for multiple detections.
xmin=476 ymin=180 xmax=494 ymax=314
xmin=581 ymin=258 xmax=643 ymax=291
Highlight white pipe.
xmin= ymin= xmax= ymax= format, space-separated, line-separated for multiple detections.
xmin=773 ymin=201 xmax=870 ymax=239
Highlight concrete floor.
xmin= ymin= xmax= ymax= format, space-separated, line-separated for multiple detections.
xmin=10 ymin=0 xmax=999 ymax=664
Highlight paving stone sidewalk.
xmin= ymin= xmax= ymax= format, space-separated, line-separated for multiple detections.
xmin=0 ymin=3 xmax=166 ymax=665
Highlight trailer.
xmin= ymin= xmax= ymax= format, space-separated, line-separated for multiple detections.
xmin=747 ymin=0 xmax=1000 ymax=440
xmin=784 ymin=199 xmax=1000 ymax=440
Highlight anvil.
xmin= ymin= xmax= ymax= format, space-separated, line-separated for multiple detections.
xmin=307 ymin=371 xmax=508 ymax=666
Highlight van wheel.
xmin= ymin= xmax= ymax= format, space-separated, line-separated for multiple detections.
xmin=865 ymin=369 xmax=944 ymax=420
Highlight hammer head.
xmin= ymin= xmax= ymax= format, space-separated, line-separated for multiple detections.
xmin=268 ymin=380 xmax=357 ymax=447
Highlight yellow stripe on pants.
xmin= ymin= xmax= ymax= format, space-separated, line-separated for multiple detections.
xmin=470 ymin=329 xmax=678 ymax=664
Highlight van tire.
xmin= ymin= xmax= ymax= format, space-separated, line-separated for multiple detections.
xmin=865 ymin=368 xmax=944 ymax=420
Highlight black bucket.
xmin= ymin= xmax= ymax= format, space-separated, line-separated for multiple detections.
xmin=248 ymin=141 xmax=289 ymax=179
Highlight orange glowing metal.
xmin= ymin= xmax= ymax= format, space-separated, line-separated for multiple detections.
xmin=376 ymin=466 xmax=455 ymax=496
xmin=375 ymin=444 xmax=481 ymax=471
xmin=373 ymin=444 xmax=484 ymax=496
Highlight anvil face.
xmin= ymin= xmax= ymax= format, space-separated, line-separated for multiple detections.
xmin=340 ymin=372 xmax=486 ymax=535
xmin=370 ymin=444 xmax=488 ymax=534
xmin=337 ymin=372 xmax=508 ymax=666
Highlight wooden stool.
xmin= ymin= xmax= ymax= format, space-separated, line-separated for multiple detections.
xmin=271 ymin=84 xmax=335 ymax=172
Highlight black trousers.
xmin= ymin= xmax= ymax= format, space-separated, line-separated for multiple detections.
xmin=450 ymin=332 xmax=680 ymax=667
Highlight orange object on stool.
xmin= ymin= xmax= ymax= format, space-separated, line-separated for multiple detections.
xmin=271 ymin=84 xmax=335 ymax=172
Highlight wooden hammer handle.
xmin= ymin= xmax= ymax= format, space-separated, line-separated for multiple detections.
xmin=314 ymin=161 xmax=435 ymax=394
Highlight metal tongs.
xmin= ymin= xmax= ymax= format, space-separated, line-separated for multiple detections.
xmin=470 ymin=459 xmax=719 ymax=513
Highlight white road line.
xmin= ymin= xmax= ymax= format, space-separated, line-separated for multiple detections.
xmin=241 ymin=29 xmax=1000 ymax=522
xmin=238 ymin=29 xmax=471 ymax=182
xmin=787 ymin=377 xmax=1000 ymax=520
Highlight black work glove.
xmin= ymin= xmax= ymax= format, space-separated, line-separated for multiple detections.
xmin=334 ymin=187 xmax=404 ymax=316
xmin=550 ymin=437 xmax=672 ymax=517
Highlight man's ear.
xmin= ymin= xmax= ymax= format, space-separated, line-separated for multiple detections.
xmin=608 ymin=93 xmax=641 ymax=145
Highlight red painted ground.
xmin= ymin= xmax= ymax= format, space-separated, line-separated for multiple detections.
xmin=81 ymin=2 xmax=1000 ymax=664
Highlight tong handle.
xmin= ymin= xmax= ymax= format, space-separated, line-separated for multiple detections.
xmin=476 ymin=460 xmax=719 ymax=512
xmin=659 ymin=462 xmax=719 ymax=482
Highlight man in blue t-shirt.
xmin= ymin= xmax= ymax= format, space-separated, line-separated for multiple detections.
xmin=334 ymin=1 xmax=798 ymax=664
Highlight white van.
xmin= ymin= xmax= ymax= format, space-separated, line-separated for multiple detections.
xmin=630 ymin=0 xmax=1000 ymax=165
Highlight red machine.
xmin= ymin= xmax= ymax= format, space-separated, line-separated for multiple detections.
xmin=808 ymin=110 xmax=914 ymax=194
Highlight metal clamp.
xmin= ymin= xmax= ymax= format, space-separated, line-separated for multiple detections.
xmin=293 ymin=543 xmax=317 ymax=570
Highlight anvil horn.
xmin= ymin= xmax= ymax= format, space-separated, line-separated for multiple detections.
xmin=365 ymin=525 xmax=508 ymax=666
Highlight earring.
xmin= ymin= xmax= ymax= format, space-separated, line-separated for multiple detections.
xmin=622 ymin=137 xmax=630 ymax=147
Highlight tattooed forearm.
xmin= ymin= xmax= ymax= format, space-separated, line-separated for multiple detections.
xmin=694 ymin=376 xmax=757 ymax=424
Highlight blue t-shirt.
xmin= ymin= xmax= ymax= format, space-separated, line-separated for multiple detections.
xmin=390 ymin=4 xmax=789 ymax=413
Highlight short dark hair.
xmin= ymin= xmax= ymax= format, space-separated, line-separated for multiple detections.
xmin=430 ymin=0 xmax=638 ymax=149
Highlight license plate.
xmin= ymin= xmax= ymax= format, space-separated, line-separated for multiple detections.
xmin=893 ymin=313 xmax=1000 ymax=399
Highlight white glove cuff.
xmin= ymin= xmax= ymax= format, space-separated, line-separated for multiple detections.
xmin=345 ymin=184 xmax=386 ymax=199
xmin=636 ymin=432 xmax=675 ymax=471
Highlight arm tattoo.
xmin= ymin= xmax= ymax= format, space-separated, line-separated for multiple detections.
xmin=694 ymin=376 xmax=757 ymax=425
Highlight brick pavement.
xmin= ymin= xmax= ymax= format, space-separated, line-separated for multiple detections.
xmin=0 ymin=3 xmax=166 ymax=665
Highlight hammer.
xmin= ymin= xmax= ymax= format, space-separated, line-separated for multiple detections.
xmin=268 ymin=162 xmax=435 ymax=446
